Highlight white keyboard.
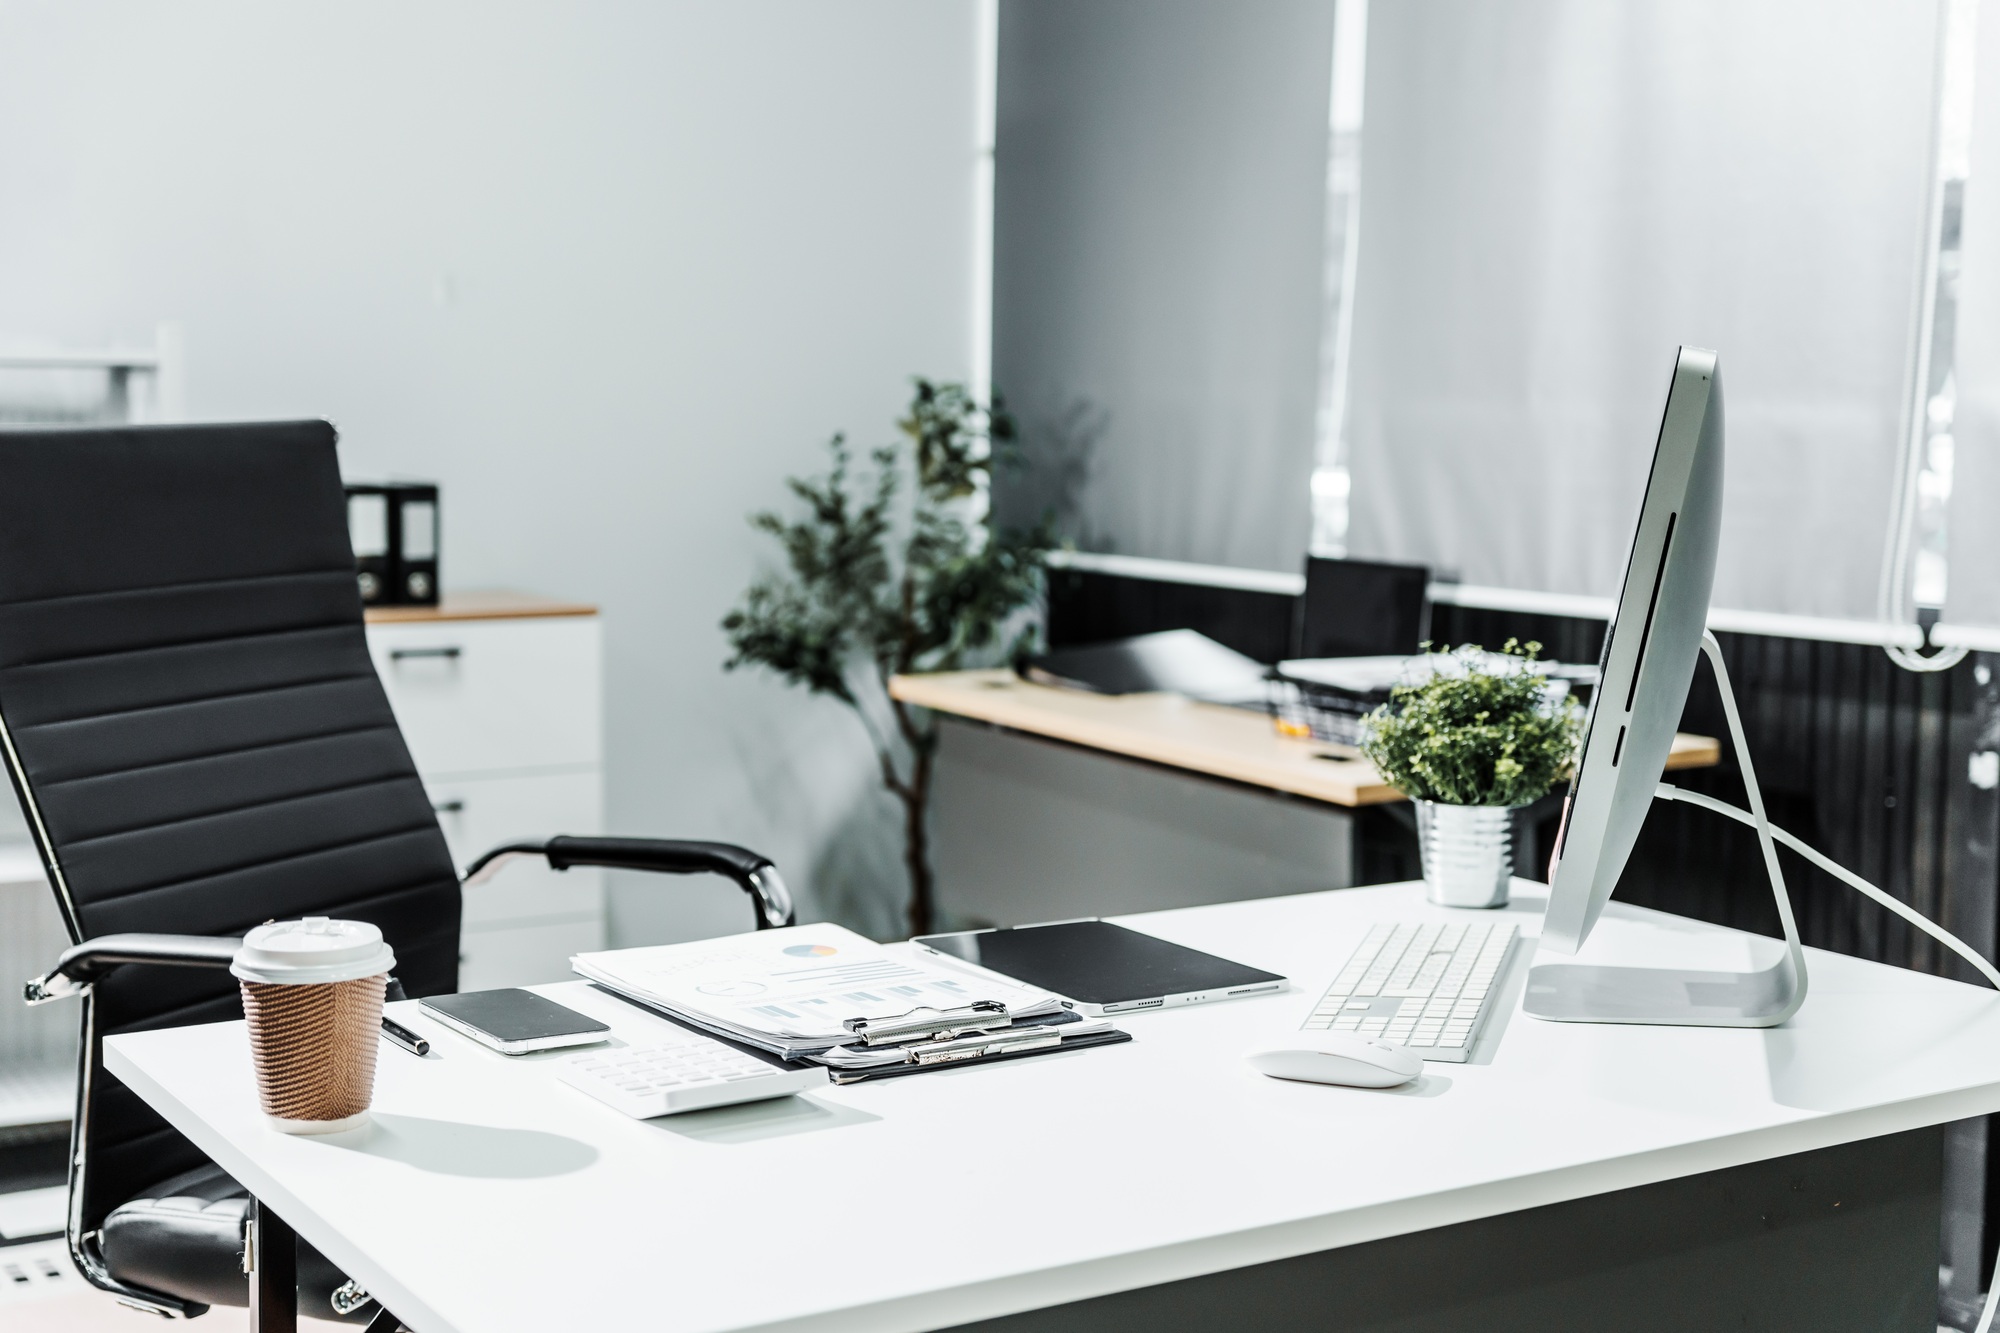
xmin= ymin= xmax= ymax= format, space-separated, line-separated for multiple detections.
xmin=1301 ymin=921 xmax=1517 ymax=1063
xmin=557 ymin=1031 xmax=827 ymax=1118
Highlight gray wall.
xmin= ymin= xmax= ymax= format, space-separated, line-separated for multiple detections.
xmin=0 ymin=2 xmax=984 ymax=942
xmin=991 ymin=0 xmax=1335 ymax=572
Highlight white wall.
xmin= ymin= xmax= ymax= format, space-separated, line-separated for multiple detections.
xmin=0 ymin=2 xmax=983 ymax=942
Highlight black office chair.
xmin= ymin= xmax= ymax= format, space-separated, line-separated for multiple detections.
xmin=6 ymin=422 xmax=793 ymax=1328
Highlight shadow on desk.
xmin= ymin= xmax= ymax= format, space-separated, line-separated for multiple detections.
xmin=319 ymin=1114 xmax=598 ymax=1178
xmin=648 ymin=1094 xmax=882 ymax=1146
xmin=1761 ymin=986 xmax=2000 ymax=1113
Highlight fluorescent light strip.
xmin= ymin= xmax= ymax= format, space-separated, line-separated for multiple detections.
xmin=969 ymin=0 xmax=998 ymax=407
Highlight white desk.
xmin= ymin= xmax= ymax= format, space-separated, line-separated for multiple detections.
xmin=105 ymin=884 xmax=2000 ymax=1333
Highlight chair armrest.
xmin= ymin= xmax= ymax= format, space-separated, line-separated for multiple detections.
xmin=25 ymin=933 xmax=241 ymax=1004
xmin=463 ymin=836 xmax=795 ymax=929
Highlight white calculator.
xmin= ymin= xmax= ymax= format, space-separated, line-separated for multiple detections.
xmin=555 ymin=1030 xmax=827 ymax=1118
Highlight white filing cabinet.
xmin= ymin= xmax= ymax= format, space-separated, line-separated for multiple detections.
xmin=364 ymin=591 xmax=606 ymax=990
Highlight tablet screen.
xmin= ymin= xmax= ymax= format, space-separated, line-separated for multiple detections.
xmin=914 ymin=920 xmax=1283 ymax=1006
xmin=421 ymin=989 xmax=609 ymax=1043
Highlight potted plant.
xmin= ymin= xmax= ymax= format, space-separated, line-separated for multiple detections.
xmin=1360 ymin=642 xmax=1584 ymax=907
xmin=722 ymin=380 xmax=1055 ymax=937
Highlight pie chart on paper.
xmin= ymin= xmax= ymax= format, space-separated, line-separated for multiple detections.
xmin=782 ymin=944 xmax=839 ymax=958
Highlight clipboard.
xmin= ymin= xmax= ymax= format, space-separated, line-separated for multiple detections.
xmin=594 ymin=985 xmax=1131 ymax=1083
xmin=824 ymin=1009 xmax=1132 ymax=1084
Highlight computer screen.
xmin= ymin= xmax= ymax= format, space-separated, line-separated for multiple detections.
xmin=1540 ymin=347 xmax=1723 ymax=954
xmin=1293 ymin=556 xmax=1431 ymax=659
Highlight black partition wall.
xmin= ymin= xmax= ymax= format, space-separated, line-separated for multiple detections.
xmin=1046 ymin=566 xmax=2000 ymax=982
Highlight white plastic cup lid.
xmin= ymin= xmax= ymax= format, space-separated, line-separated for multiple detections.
xmin=231 ymin=917 xmax=397 ymax=986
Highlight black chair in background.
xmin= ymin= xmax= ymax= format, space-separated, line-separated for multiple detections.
xmin=1292 ymin=556 xmax=1432 ymax=659
xmin=8 ymin=422 xmax=791 ymax=1328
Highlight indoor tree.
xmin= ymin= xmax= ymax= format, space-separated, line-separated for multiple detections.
xmin=722 ymin=380 xmax=1054 ymax=936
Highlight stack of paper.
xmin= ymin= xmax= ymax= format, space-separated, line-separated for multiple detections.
xmin=1279 ymin=652 xmax=1599 ymax=699
xmin=572 ymin=923 xmax=1070 ymax=1071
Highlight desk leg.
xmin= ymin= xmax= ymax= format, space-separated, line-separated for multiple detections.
xmin=248 ymin=1196 xmax=297 ymax=1333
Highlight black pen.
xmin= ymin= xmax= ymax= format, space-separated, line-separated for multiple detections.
xmin=380 ymin=1015 xmax=431 ymax=1057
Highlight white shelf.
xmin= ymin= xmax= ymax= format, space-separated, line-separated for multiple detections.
xmin=0 ymin=1062 xmax=71 ymax=1130
xmin=0 ymin=351 xmax=159 ymax=371
xmin=0 ymin=1186 xmax=66 ymax=1241
xmin=0 ymin=843 xmax=45 ymax=887
xmin=0 ymin=847 xmax=71 ymax=1130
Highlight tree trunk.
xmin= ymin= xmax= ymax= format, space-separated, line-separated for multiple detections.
xmin=901 ymin=744 xmax=936 ymax=937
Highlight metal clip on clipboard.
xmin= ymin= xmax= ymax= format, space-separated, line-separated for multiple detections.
xmin=824 ymin=1005 xmax=1132 ymax=1084
xmin=844 ymin=1001 xmax=1120 ymax=1068
xmin=905 ymin=1025 xmax=1069 ymax=1065
xmin=844 ymin=1001 xmax=1014 ymax=1046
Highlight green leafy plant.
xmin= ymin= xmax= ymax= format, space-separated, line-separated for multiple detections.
xmin=722 ymin=379 xmax=1055 ymax=936
xmin=1360 ymin=641 xmax=1584 ymax=807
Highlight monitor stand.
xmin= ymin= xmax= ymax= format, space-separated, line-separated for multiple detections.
xmin=1522 ymin=633 xmax=1807 ymax=1029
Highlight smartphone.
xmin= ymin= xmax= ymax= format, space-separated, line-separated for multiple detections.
xmin=419 ymin=989 xmax=611 ymax=1055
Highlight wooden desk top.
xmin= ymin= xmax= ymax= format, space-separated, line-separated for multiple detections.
xmin=364 ymin=589 xmax=597 ymax=624
xmin=889 ymin=669 xmax=1722 ymax=809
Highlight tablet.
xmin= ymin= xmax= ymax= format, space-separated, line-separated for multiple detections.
xmin=912 ymin=920 xmax=1286 ymax=1016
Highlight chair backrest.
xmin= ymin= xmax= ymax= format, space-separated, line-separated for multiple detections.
xmin=0 ymin=422 xmax=460 ymax=1229
xmin=1294 ymin=556 xmax=1432 ymax=659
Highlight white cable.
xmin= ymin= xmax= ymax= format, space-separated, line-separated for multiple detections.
xmin=1696 ymin=633 xmax=1808 ymax=1018
xmin=1663 ymin=631 xmax=1998 ymax=1325
xmin=1656 ymin=777 xmax=2000 ymax=1332
xmin=1655 ymin=782 xmax=2000 ymax=993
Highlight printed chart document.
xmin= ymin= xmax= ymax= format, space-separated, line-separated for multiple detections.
xmin=573 ymin=924 xmax=1068 ymax=1065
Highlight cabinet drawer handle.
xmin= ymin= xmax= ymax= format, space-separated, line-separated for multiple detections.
xmin=432 ymin=800 xmax=465 ymax=814
xmin=391 ymin=646 xmax=462 ymax=661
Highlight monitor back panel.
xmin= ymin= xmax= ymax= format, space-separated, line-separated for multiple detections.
xmin=1294 ymin=557 xmax=1431 ymax=659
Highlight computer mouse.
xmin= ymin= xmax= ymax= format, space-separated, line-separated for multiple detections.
xmin=1244 ymin=1032 xmax=1423 ymax=1088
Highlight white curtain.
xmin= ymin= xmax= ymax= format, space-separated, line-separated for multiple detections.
xmin=991 ymin=0 xmax=1335 ymax=572
xmin=1344 ymin=1 xmax=1939 ymax=619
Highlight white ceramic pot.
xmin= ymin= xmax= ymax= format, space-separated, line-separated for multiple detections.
xmin=1414 ymin=800 xmax=1515 ymax=908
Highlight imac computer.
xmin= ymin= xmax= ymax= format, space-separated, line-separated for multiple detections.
xmin=1538 ymin=347 xmax=1725 ymax=960
xmin=1523 ymin=346 xmax=1807 ymax=1027
xmin=1525 ymin=346 xmax=1998 ymax=1027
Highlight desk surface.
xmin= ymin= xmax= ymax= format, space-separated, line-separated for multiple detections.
xmin=364 ymin=589 xmax=597 ymax=624
xmin=106 ymin=884 xmax=2000 ymax=1333
xmin=890 ymin=669 xmax=1719 ymax=807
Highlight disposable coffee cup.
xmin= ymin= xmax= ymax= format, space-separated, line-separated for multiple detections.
xmin=231 ymin=918 xmax=396 ymax=1135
